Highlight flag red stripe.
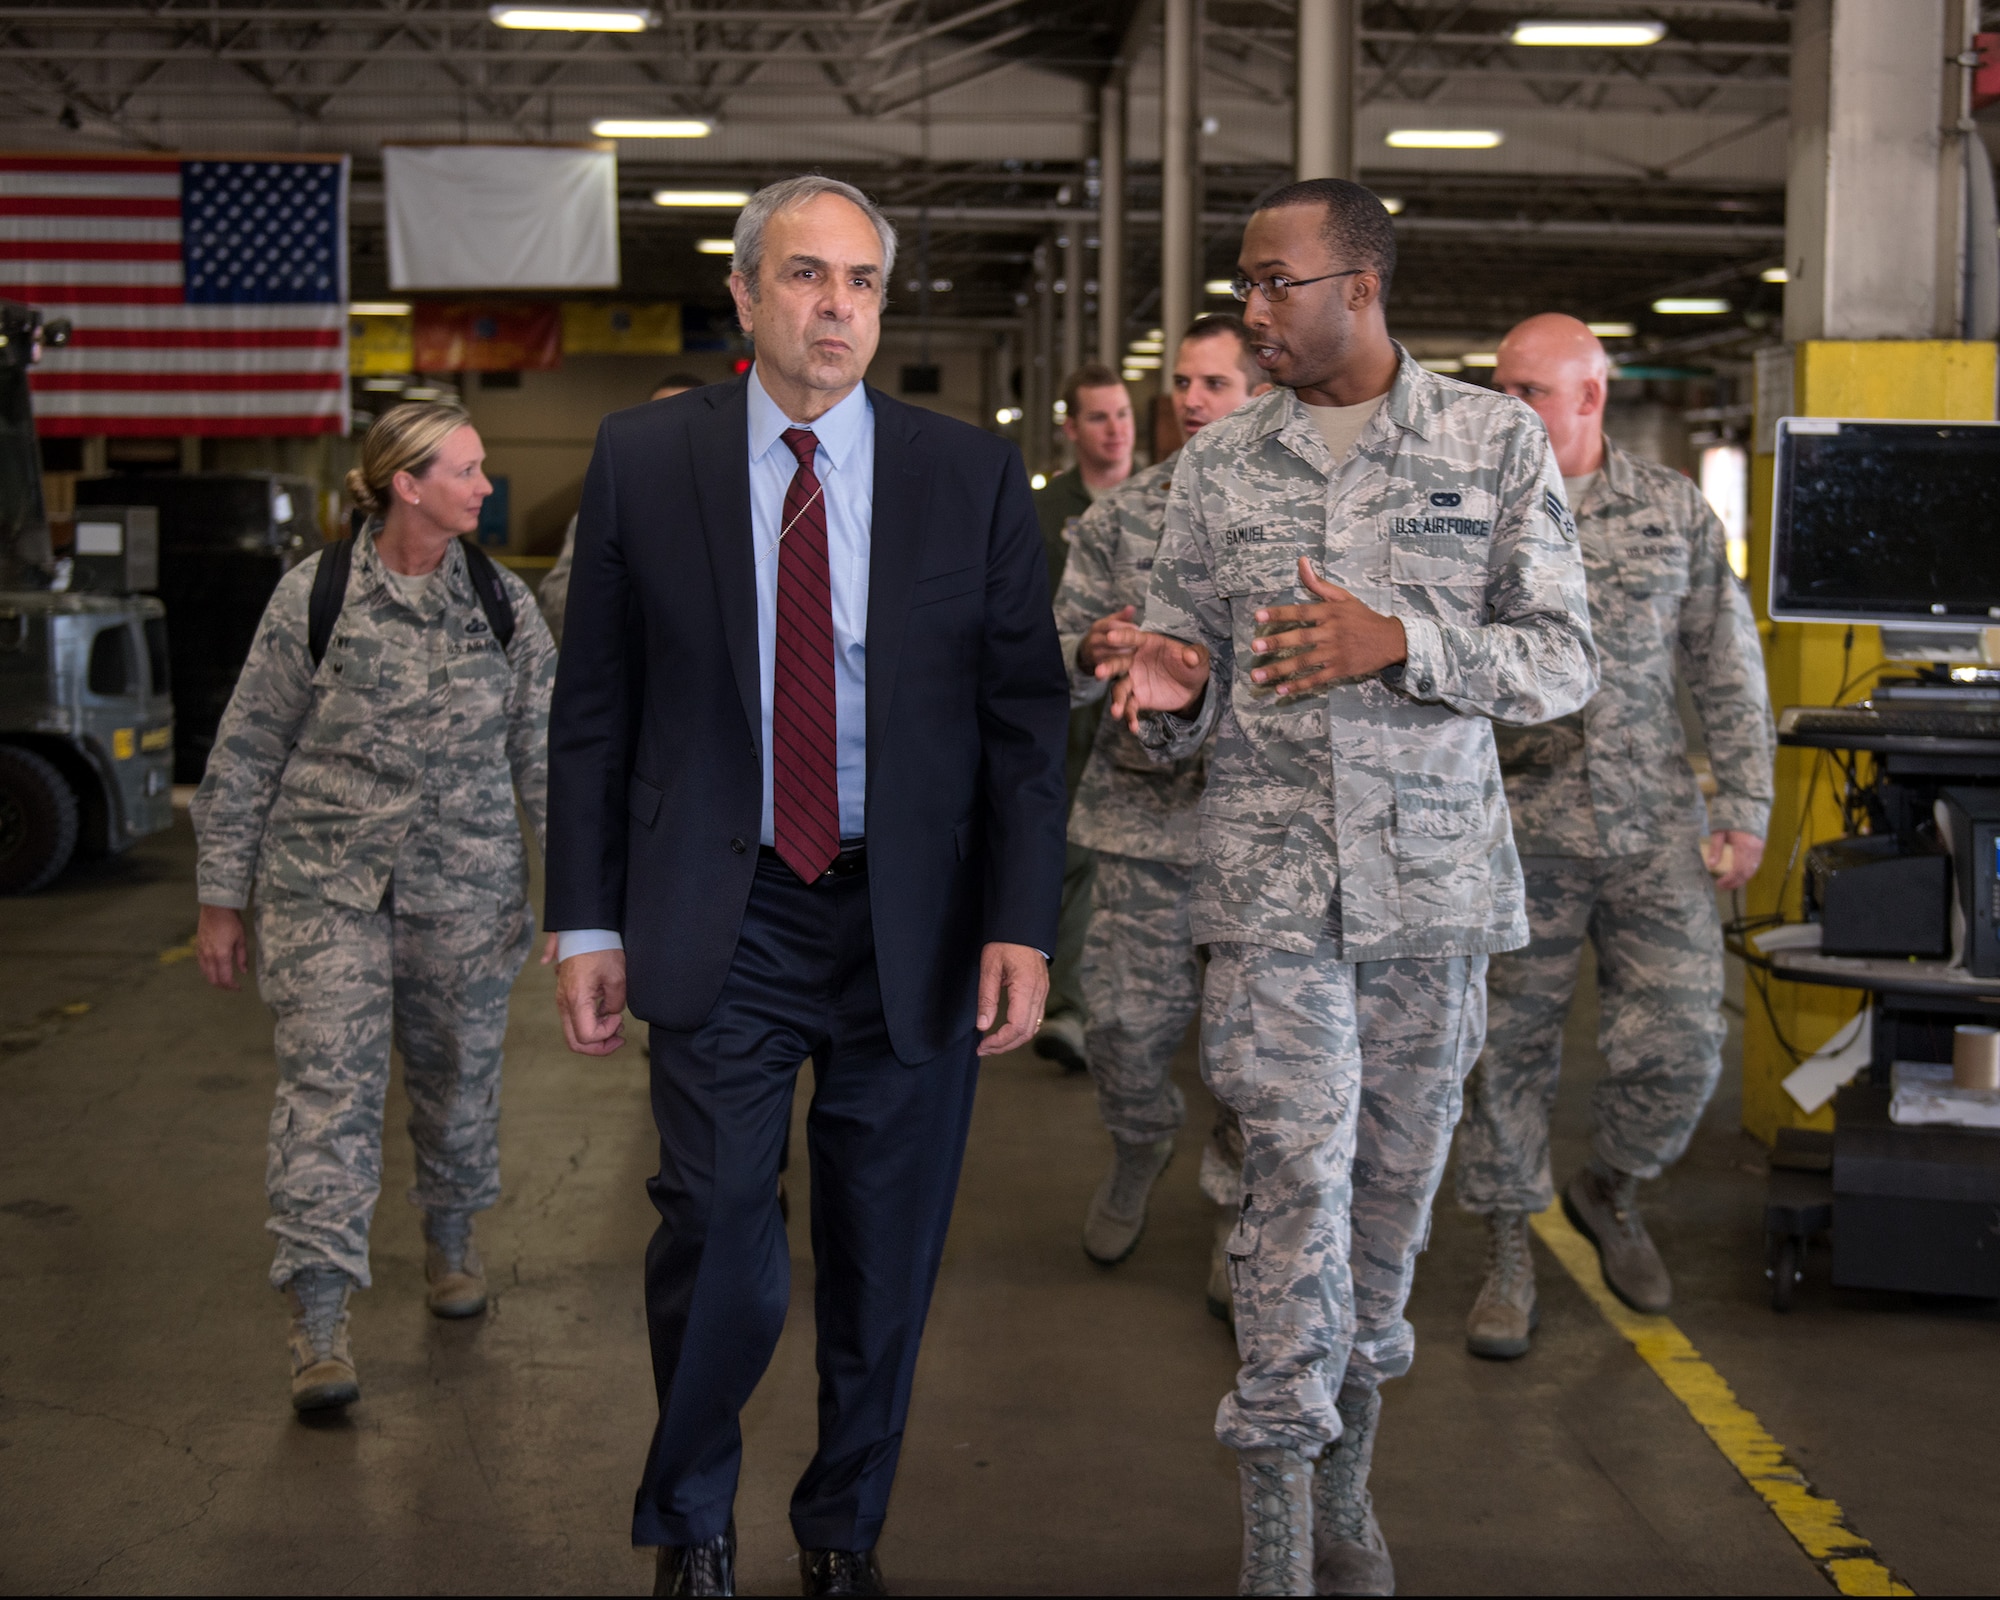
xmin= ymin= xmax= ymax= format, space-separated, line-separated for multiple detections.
xmin=0 ymin=241 xmax=181 ymax=262
xmin=0 ymin=284 xmax=183 ymax=303
xmin=0 ymin=156 xmax=179 ymax=174
xmin=0 ymin=198 xmax=181 ymax=218
xmin=67 ymin=327 xmax=341 ymax=349
xmin=32 ymin=371 xmax=343 ymax=392
xmin=34 ymin=414 xmax=343 ymax=437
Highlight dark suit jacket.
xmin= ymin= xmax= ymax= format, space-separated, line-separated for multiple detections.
xmin=545 ymin=377 xmax=1071 ymax=1063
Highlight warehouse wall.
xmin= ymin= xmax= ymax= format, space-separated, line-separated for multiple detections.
xmin=461 ymin=330 xmax=997 ymax=553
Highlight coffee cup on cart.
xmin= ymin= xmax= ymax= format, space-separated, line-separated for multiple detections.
xmin=1952 ymin=1025 xmax=2000 ymax=1091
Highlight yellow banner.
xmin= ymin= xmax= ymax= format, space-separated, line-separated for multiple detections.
xmin=562 ymin=301 xmax=682 ymax=355
xmin=349 ymin=313 xmax=414 ymax=375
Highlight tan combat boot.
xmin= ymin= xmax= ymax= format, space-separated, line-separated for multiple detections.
xmin=287 ymin=1268 xmax=359 ymax=1413
xmin=1563 ymin=1164 xmax=1672 ymax=1313
xmin=424 ymin=1210 xmax=487 ymax=1319
xmin=1313 ymin=1385 xmax=1395 ymax=1596
xmin=1081 ymin=1136 xmax=1174 ymax=1265
xmin=1466 ymin=1209 xmax=1537 ymax=1359
xmin=1236 ymin=1445 xmax=1315 ymax=1596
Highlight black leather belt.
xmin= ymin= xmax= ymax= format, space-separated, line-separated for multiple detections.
xmin=759 ymin=840 xmax=867 ymax=881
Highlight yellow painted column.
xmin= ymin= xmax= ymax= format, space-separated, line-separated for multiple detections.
xmin=1741 ymin=339 xmax=1998 ymax=1143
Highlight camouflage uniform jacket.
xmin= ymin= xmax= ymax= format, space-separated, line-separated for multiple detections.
xmin=1497 ymin=439 xmax=1773 ymax=856
xmin=1138 ymin=348 xmax=1599 ymax=961
xmin=1055 ymin=457 xmax=1208 ymax=867
xmin=192 ymin=528 xmax=556 ymax=914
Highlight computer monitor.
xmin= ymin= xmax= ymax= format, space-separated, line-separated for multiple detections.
xmin=1769 ymin=416 xmax=2000 ymax=630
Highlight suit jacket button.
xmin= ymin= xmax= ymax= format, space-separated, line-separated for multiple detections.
xmin=730 ymin=837 xmax=746 ymax=854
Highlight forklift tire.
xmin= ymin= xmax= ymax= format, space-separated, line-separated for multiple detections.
xmin=0 ymin=746 xmax=80 ymax=895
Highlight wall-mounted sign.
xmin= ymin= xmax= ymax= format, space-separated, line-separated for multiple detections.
xmin=562 ymin=302 xmax=683 ymax=355
xmin=413 ymin=302 xmax=561 ymax=371
xmin=350 ymin=313 xmax=415 ymax=375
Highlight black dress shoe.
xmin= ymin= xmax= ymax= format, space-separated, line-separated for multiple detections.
xmin=799 ymin=1546 xmax=885 ymax=1596
xmin=654 ymin=1521 xmax=735 ymax=1596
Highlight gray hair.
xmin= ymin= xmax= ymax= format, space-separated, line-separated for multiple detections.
xmin=731 ymin=175 xmax=898 ymax=291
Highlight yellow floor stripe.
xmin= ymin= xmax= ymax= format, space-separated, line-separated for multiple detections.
xmin=159 ymin=939 xmax=196 ymax=965
xmin=1531 ymin=1204 xmax=1914 ymax=1598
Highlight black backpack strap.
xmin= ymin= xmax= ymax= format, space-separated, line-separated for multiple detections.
xmin=307 ymin=537 xmax=354 ymax=669
xmin=458 ymin=537 xmax=517 ymax=652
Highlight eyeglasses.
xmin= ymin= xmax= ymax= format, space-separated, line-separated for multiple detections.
xmin=1228 ymin=268 xmax=1366 ymax=304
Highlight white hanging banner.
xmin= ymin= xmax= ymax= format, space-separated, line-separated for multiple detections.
xmin=385 ymin=144 xmax=619 ymax=291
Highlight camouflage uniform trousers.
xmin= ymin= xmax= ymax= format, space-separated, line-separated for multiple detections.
xmin=1204 ymin=941 xmax=1486 ymax=1453
xmin=1456 ymin=844 xmax=1724 ymax=1216
xmin=1082 ymin=853 xmax=1242 ymax=1200
xmin=256 ymin=889 xmax=535 ymax=1289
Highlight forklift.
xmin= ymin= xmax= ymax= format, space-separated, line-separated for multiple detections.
xmin=0 ymin=299 xmax=174 ymax=892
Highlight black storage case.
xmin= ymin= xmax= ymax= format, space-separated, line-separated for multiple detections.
xmin=1803 ymin=834 xmax=1951 ymax=958
xmin=1832 ymin=1082 xmax=2000 ymax=1298
xmin=74 ymin=473 xmax=317 ymax=782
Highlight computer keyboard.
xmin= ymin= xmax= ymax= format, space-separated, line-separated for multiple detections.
xmin=1782 ymin=705 xmax=2000 ymax=742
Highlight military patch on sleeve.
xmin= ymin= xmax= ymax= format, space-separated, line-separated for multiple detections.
xmin=1543 ymin=486 xmax=1577 ymax=542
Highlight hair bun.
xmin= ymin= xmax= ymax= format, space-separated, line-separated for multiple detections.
xmin=343 ymin=465 xmax=383 ymax=516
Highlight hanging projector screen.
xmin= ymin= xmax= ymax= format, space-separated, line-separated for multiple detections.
xmin=385 ymin=144 xmax=619 ymax=291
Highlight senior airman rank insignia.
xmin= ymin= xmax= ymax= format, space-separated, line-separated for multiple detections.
xmin=1544 ymin=487 xmax=1577 ymax=542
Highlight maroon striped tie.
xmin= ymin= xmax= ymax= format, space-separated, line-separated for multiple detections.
xmin=772 ymin=427 xmax=841 ymax=883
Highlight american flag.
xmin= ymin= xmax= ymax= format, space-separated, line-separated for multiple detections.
xmin=0 ymin=153 xmax=349 ymax=436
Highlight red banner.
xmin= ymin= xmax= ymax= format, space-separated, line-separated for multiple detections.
xmin=413 ymin=302 xmax=561 ymax=372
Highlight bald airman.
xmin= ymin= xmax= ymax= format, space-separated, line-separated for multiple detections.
xmin=1454 ymin=313 xmax=1773 ymax=1355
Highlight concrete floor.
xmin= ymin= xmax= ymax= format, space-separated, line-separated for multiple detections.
xmin=2 ymin=813 xmax=1996 ymax=1595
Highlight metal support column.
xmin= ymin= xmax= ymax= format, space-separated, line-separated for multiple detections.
xmin=1062 ymin=224 xmax=1084 ymax=380
xmin=1783 ymin=0 xmax=1948 ymax=341
xmin=1293 ymin=0 xmax=1354 ymax=182
xmin=1097 ymin=79 xmax=1126 ymax=368
xmin=1033 ymin=232 xmax=1057 ymax=474
xmin=1159 ymin=0 xmax=1197 ymax=345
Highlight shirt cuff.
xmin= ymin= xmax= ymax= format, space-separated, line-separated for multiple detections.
xmin=1392 ymin=616 xmax=1444 ymax=700
xmin=557 ymin=928 xmax=624 ymax=961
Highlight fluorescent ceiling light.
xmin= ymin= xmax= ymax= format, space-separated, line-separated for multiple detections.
xmin=489 ymin=6 xmax=655 ymax=30
xmin=1761 ymin=266 xmax=1789 ymax=284
xmin=1204 ymin=279 xmax=1235 ymax=297
xmin=1420 ymin=358 xmax=1463 ymax=373
xmin=360 ymin=377 xmax=409 ymax=391
xmin=1127 ymin=338 xmax=1165 ymax=354
xmin=1386 ymin=129 xmax=1503 ymax=150
xmin=1120 ymin=370 xmax=1145 ymax=382
xmin=591 ymin=118 xmax=711 ymax=138
xmin=1510 ymin=20 xmax=1666 ymax=47
xmin=651 ymin=189 xmax=750 ymax=208
xmin=1124 ymin=354 xmax=1163 ymax=369
xmin=695 ymin=238 xmax=735 ymax=255
xmin=350 ymin=301 xmax=412 ymax=316
xmin=1653 ymin=297 xmax=1731 ymax=314
xmin=1380 ymin=197 xmax=1405 ymax=215
xmin=1460 ymin=352 xmax=1499 ymax=367
xmin=1586 ymin=321 xmax=1636 ymax=338
xmin=403 ymin=386 xmax=450 ymax=400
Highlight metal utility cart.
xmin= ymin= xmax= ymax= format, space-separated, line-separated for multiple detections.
xmin=1750 ymin=950 xmax=2000 ymax=1309
xmin=1740 ymin=711 xmax=2000 ymax=1311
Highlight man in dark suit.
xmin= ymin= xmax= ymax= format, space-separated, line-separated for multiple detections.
xmin=546 ymin=175 xmax=1068 ymax=1597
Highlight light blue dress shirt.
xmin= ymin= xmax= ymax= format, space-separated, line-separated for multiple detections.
xmin=558 ymin=367 xmax=873 ymax=960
